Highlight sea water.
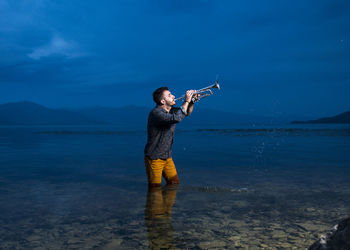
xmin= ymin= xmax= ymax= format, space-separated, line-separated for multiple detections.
xmin=0 ymin=124 xmax=349 ymax=249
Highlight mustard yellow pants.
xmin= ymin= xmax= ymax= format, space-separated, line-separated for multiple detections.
xmin=144 ymin=157 xmax=180 ymax=187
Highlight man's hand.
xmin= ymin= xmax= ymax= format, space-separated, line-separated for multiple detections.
xmin=191 ymin=93 xmax=200 ymax=103
xmin=185 ymin=90 xmax=195 ymax=103
xmin=182 ymin=90 xmax=196 ymax=116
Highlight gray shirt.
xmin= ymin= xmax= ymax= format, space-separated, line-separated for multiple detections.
xmin=144 ymin=106 xmax=186 ymax=160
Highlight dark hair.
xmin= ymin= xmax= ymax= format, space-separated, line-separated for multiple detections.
xmin=153 ymin=86 xmax=169 ymax=105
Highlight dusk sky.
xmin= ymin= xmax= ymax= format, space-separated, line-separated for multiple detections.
xmin=0 ymin=0 xmax=349 ymax=118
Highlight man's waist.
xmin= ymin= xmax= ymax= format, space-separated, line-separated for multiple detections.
xmin=144 ymin=155 xmax=172 ymax=161
xmin=144 ymin=150 xmax=172 ymax=160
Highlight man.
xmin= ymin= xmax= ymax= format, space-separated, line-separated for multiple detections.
xmin=144 ymin=87 xmax=196 ymax=188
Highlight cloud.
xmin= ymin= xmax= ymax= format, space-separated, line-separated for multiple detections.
xmin=28 ymin=34 xmax=84 ymax=60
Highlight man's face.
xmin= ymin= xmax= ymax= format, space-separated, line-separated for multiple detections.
xmin=161 ymin=90 xmax=176 ymax=106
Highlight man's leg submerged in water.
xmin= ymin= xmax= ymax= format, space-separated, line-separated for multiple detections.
xmin=144 ymin=157 xmax=163 ymax=187
xmin=145 ymin=157 xmax=180 ymax=187
xmin=162 ymin=158 xmax=180 ymax=185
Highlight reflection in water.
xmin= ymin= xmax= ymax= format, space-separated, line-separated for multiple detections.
xmin=145 ymin=185 xmax=178 ymax=249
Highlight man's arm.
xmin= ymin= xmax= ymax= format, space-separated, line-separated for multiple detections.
xmin=185 ymin=91 xmax=199 ymax=116
xmin=181 ymin=90 xmax=195 ymax=116
xmin=152 ymin=108 xmax=185 ymax=125
xmin=186 ymin=102 xmax=194 ymax=116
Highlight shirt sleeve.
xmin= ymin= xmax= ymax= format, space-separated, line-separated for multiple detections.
xmin=151 ymin=107 xmax=186 ymax=125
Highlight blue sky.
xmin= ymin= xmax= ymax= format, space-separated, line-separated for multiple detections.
xmin=0 ymin=0 xmax=349 ymax=118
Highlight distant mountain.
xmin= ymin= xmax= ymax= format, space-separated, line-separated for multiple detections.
xmin=180 ymin=108 xmax=286 ymax=126
xmin=75 ymin=106 xmax=285 ymax=127
xmin=75 ymin=105 xmax=150 ymax=126
xmin=291 ymin=110 xmax=350 ymax=124
xmin=0 ymin=101 xmax=291 ymax=126
xmin=0 ymin=101 xmax=101 ymax=125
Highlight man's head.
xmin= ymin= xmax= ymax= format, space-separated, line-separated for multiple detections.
xmin=153 ymin=87 xmax=176 ymax=107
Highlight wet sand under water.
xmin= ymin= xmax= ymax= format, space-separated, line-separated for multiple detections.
xmin=1 ymin=177 xmax=349 ymax=249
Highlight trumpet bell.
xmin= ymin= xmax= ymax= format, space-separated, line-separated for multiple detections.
xmin=196 ymin=81 xmax=220 ymax=92
xmin=214 ymin=81 xmax=220 ymax=90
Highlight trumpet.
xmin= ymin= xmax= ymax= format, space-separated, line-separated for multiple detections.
xmin=175 ymin=81 xmax=220 ymax=103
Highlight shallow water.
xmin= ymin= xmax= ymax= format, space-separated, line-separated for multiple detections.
xmin=0 ymin=124 xmax=349 ymax=249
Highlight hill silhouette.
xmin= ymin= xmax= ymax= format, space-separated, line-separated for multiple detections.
xmin=75 ymin=106 xmax=282 ymax=127
xmin=0 ymin=101 xmax=101 ymax=125
xmin=291 ymin=110 xmax=350 ymax=124
xmin=75 ymin=105 xmax=149 ymax=126
xmin=0 ymin=101 xmax=300 ymax=126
